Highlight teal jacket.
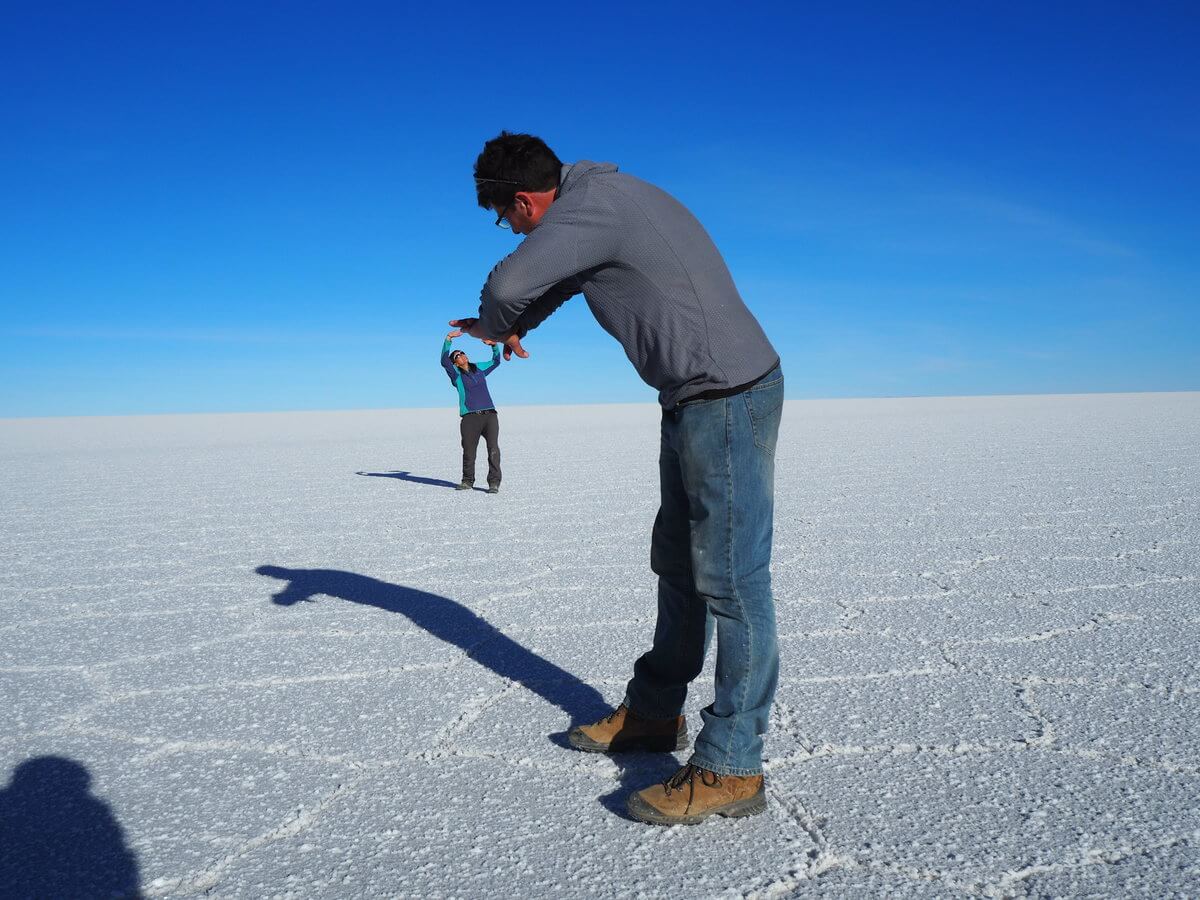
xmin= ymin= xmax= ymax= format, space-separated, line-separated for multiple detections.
xmin=441 ymin=339 xmax=502 ymax=416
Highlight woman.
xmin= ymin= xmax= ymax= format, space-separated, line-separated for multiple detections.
xmin=440 ymin=330 xmax=503 ymax=492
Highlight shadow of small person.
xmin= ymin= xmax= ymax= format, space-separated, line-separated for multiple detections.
xmin=0 ymin=756 xmax=143 ymax=899
xmin=355 ymin=470 xmax=486 ymax=491
xmin=256 ymin=565 xmax=681 ymax=818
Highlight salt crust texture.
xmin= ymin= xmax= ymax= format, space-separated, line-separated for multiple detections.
xmin=1 ymin=392 xmax=1197 ymax=898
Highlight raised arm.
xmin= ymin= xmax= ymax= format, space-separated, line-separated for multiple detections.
xmin=440 ymin=332 xmax=461 ymax=382
xmin=477 ymin=342 xmax=503 ymax=376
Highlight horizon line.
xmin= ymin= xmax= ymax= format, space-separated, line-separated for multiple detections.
xmin=2 ymin=388 xmax=1198 ymax=422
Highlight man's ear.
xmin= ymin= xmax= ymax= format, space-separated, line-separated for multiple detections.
xmin=513 ymin=192 xmax=534 ymax=216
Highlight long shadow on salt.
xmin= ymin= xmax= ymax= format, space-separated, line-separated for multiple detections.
xmin=355 ymin=470 xmax=486 ymax=491
xmin=256 ymin=565 xmax=679 ymax=818
xmin=0 ymin=756 xmax=143 ymax=899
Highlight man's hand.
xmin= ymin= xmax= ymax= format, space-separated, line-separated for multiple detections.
xmin=449 ymin=317 xmax=484 ymax=338
xmin=498 ymin=333 xmax=529 ymax=360
xmin=449 ymin=318 xmax=530 ymax=360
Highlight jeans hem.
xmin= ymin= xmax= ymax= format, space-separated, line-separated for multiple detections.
xmin=687 ymin=754 xmax=762 ymax=777
xmin=621 ymin=694 xmax=682 ymax=721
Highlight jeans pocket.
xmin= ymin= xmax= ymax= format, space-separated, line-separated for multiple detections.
xmin=744 ymin=378 xmax=783 ymax=455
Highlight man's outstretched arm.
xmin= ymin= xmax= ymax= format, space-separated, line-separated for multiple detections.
xmin=452 ymin=275 xmax=582 ymax=359
xmin=513 ymin=277 xmax=580 ymax=337
xmin=467 ymin=207 xmax=610 ymax=344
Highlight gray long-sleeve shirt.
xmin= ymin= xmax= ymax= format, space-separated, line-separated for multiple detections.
xmin=476 ymin=161 xmax=778 ymax=409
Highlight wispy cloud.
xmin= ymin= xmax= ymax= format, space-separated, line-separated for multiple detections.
xmin=943 ymin=193 xmax=1138 ymax=259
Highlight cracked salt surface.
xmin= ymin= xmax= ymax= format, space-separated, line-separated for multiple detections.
xmin=1 ymin=392 xmax=1198 ymax=898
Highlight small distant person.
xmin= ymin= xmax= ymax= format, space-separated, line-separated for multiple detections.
xmin=452 ymin=132 xmax=782 ymax=825
xmin=441 ymin=330 xmax=503 ymax=493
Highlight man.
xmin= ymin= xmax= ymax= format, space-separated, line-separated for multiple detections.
xmin=452 ymin=132 xmax=782 ymax=825
xmin=440 ymin=330 xmax=503 ymax=493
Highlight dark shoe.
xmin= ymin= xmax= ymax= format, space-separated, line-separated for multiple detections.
xmin=626 ymin=763 xmax=766 ymax=825
xmin=455 ymin=481 xmax=472 ymax=491
xmin=486 ymin=484 xmax=500 ymax=494
xmin=568 ymin=704 xmax=687 ymax=754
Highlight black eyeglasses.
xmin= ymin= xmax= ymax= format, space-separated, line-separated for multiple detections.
xmin=476 ymin=177 xmax=523 ymax=229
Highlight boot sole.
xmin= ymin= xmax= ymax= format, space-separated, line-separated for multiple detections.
xmin=625 ymin=787 xmax=767 ymax=826
xmin=567 ymin=726 xmax=689 ymax=754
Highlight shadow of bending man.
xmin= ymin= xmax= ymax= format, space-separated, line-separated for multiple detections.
xmin=257 ymin=565 xmax=683 ymax=818
xmin=0 ymin=756 xmax=142 ymax=899
xmin=257 ymin=565 xmax=608 ymax=725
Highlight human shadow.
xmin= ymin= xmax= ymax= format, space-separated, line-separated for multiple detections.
xmin=0 ymin=755 xmax=143 ymax=898
xmin=355 ymin=470 xmax=485 ymax=491
xmin=256 ymin=565 xmax=681 ymax=819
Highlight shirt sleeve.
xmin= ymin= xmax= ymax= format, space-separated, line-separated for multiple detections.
xmin=512 ymin=278 xmax=582 ymax=338
xmin=477 ymin=343 xmax=502 ymax=376
xmin=440 ymin=338 xmax=458 ymax=383
xmin=475 ymin=205 xmax=609 ymax=339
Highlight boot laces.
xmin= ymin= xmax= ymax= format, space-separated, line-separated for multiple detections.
xmin=603 ymin=705 xmax=626 ymax=725
xmin=663 ymin=763 xmax=721 ymax=797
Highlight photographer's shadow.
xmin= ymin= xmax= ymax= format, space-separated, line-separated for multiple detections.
xmin=0 ymin=756 xmax=143 ymax=898
xmin=256 ymin=565 xmax=680 ymax=818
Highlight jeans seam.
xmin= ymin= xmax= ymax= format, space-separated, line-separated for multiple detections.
xmin=665 ymin=417 xmax=692 ymax=718
xmin=721 ymin=396 xmax=747 ymax=770
xmin=626 ymin=417 xmax=694 ymax=721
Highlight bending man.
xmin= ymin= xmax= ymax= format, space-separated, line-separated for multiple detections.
xmin=453 ymin=132 xmax=783 ymax=825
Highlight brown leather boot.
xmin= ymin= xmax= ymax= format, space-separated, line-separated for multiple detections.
xmin=626 ymin=763 xmax=766 ymax=825
xmin=567 ymin=704 xmax=688 ymax=754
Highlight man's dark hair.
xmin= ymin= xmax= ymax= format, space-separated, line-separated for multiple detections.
xmin=474 ymin=131 xmax=562 ymax=211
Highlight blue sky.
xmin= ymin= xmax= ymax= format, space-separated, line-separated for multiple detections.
xmin=1 ymin=1 xmax=1197 ymax=417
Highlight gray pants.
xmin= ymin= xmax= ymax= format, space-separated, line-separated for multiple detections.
xmin=460 ymin=410 xmax=501 ymax=486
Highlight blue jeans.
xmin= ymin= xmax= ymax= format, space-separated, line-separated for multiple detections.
xmin=623 ymin=366 xmax=783 ymax=776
